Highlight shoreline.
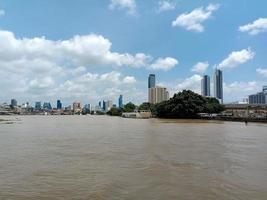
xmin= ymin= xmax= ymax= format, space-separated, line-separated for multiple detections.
xmin=1 ymin=114 xmax=267 ymax=124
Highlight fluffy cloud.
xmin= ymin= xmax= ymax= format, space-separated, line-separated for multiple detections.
xmin=157 ymin=1 xmax=176 ymax=13
xmin=224 ymin=81 xmax=263 ymax=102
xmin=191 ymin=62 xmax=209 ymax=73
xmin=123 ymin=76 xmax=136 ymax=84
xmin=109 ymin=0 xmax=137 ymax=15
xmin=256 ymin=68 xmax=267 ymax=77
xmin=172 ymin=4 xmax=219 ymax=32
xmin=0 ymin=9 xmax=4 ymax=17
xmin=216 ymin=48 xmax=255 ymax=69
xmin=159 ymin=74 xmax=202 ymax=97
xmin=149 ymin=57 xmax=178 ymax=71
xmin=0 ymin=30 xmax=177 ymax=70
xmin=239 ymin=18 xmax=267 ymax=35
xmin=0 ymin=29 xmax=179 ymax=105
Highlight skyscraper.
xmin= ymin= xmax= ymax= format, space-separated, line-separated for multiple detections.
xmin=213 ymin=69 xmax=223 ymax=103
xmin=35 ymin=102 xmax=41 ymax=110
xmin=10 ymin=99 xmax=17 ymax=107
xmin=201 ymin=75 xmax=210 ymax=97
xmin=43 ymin=102 xmax=52 ymax=110
xmin=149 ymin=86 xmax=169 ymax=104
xmin=148 ymin=74 xmax=156 ymax=88
xmin=118 ymin=95 xmax=123 ymax=108
xmin=57 ymin=100 xmax=62 ymax=109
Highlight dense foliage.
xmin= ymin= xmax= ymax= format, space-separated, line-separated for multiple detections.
xmin=107 ymin=102 xmax=136 ymax=116
xmin=138 ymin=102 xmax=156 ymax=115
xmin=123 ymin=102 xmax=136 ymax=112
xmin=107 ymin=107 xmax=123 ymax=116
xmin=156 ymin=90 xmax=224 ymax=118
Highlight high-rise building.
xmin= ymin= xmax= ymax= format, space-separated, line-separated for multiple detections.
xmin=10 ymin=99 xmax=17 ymax=107
xmin=57 ymin=100 xmax=62 ymax=110
xmin=149 ymin=86 xmax=169 ymax=104
xmin=98 ymin=101 xmax=101 ymax=108
xmin=148 ymin=74 xmax=156 ymax=88
xmin=35 ymin=102 xmax=42 ymax=110
xmin=43 ymin=102 xmax=52 ymax=110
xmin=73 ymin=102 xmax=81 ymax=112
xmin=201 ymin=75 xmax=210 ymax=97
xmin=118 ymin=95 xmax=123 ymax=108
xmin=104 ymin=100 xmax=113 ymax=112
xmin=213 ymin=69 xmax=223 ymax=103
xmin=248 ymin=86 xmax=267 ymax=104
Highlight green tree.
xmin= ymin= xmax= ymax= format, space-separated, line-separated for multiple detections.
xmin=123 ymin=102 xmax=136 ymax=112
xmin=138 ymin=102 xmax=156 ymax=114
xmin=156 ymin=90 xmax=224 ymax=118
xmin=107 ymin=107 xmax=123 ymax=116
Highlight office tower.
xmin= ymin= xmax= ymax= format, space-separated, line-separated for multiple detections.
xmin=105 ymin=100 xmax=113 ymax=112
xmin=149 ymin=86 xmax=169 ymax=104
xmin=10 ymin=99 xmax=17 ymax=107
xmin=248 ymin=86 xmax=267 ymax=104
xmin=103 ymin=101 xmax=106 ymax=111
xmin=201 ymin=75 xmax=210 ymax=97
xmin=148 ymin=74 xmax=156 ymax=88
xmin=213 ymin=69 xmax=223 ymax=103
xmin=118 ymin=95 xmax=123 ymax=108
xmin=57 ymin=100 xmax=62 ymax=110
xmin=98 ymin=101 xmax=101 ymax=108
xmin=73 ymin=102 xmax=81 ymax=111
xmin=35 ymin=102 xmax=42 ymax=110
xmin=83 ymin=104 xmax=91 ymax=114
xmin=43 ymin=102 xmax=52 ymax=110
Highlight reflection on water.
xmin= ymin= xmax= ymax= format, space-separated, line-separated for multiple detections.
xmin=0 ymin=115 xmax=266 ymax=199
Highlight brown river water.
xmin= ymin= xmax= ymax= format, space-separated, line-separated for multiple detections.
xmin=0 ymin=115 xmax=266 ymax=200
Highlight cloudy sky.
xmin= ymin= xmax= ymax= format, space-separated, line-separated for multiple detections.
xmin=0 ymin=0 xmax=266 ymax=106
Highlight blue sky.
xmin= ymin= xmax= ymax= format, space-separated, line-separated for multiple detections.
xmin=0 ymin=0 xmax=266 ymax=106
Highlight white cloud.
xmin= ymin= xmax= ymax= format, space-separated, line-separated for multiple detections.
xmin=0 ymin=29 xmax=179 ymax=105
xmin=157 ymin=1 xmax=176 ymax=13
xmin=256 ymin=68 xmax=267 ymax=77
xmin=109 ymin=0 xmax=137 ymax=15
xmin=159 ymin=74 xmax=202 ymax=97
xmin=0 ymin=30 xmax=176 ymax=71
xmin=149 ymin=57 xmax=178 ymax=71
xmin=224 ymin=81 xmax=263 ymax=102
xmin=216 ymin=48 xmax=255 ymax=69
xmin=0 ymin=9 xmax=5 ymax=17
xmin=123 ymin=76 xmax=136 ymax=84
xmin=191 ymin=62 xmax=209 ymax=73
xmin=172 ymin=4 xmax=219 ymax=32
xmin=239 ymin=18 xmax=267 ymax=35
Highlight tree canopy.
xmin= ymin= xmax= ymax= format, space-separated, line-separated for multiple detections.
xmin=156 ymin=90 xmax=224 ymax=118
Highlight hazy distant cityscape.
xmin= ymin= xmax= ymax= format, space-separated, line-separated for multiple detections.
xmin=1 ymin=69 xmax=267 ymax=117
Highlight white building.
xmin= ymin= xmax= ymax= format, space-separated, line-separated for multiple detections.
xmin=148 ymin=86 xmax=169 ymax=104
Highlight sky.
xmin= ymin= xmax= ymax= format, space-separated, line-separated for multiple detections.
xmin=0 ymin=0 xmax=266 ymax=106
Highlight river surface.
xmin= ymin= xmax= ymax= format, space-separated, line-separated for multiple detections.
xmin=0 ymin=115 xmax=266 ymax=200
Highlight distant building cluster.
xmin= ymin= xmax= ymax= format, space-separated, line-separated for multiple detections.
xmin=0 ymin=95 xmax=124 ymax=115
xmin=148 ymin=74 xmax=169 ymax=104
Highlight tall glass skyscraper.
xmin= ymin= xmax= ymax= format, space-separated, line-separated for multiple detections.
xmin=201 ymin=75 xmax=210 ymax=97
xmin=118 ymin=95 xmax=123 ymax=108
xmin=57 ymin=100 xmax=62 ymax=109
xmin=213 ymin=69 xmax=223 ymax=103
xmin=148 ymin=74 xmax=156 ymax=88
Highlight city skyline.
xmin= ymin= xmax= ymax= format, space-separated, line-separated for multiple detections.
xmin=0 ymin=0 xmax=267 ymax=105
